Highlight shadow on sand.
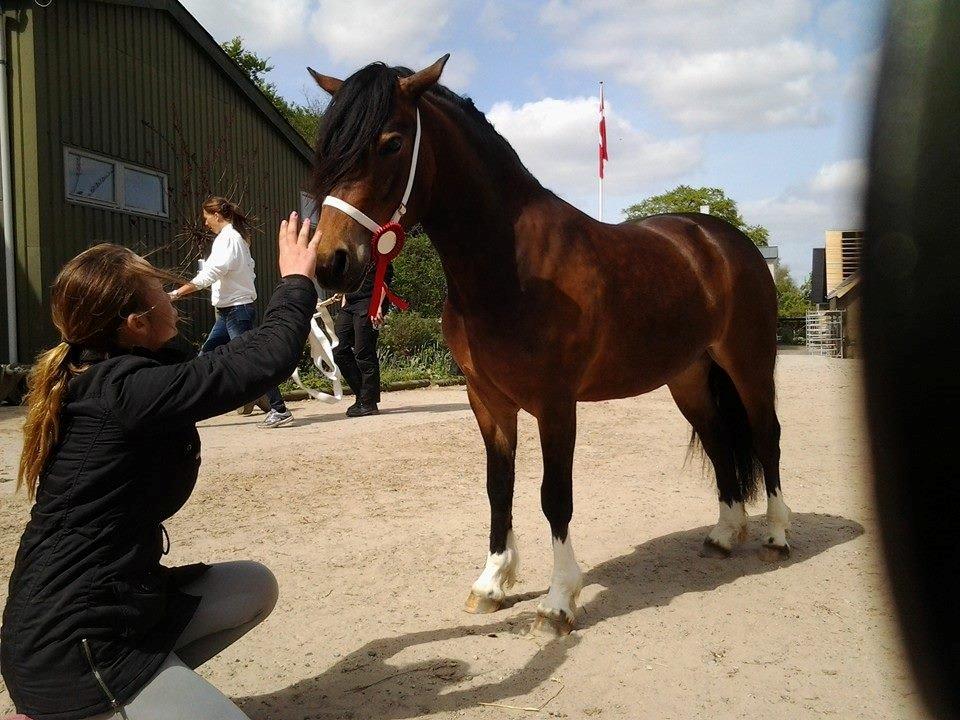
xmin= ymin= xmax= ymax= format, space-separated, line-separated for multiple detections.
xmin=198 ymin=402 xmax=474 ymax=429
xmin=237 ymin=512 xmax=864 ymax=719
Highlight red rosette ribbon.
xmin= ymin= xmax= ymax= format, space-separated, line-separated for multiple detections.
xmin=368 ymin=222 xmax=410 ymax=319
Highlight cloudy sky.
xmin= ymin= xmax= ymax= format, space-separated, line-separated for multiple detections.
xmin=182 ymin=0 xmax=884 ymax=279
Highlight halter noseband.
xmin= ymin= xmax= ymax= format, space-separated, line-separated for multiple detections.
xmin=321 ymin=109 xmax=422 ymax=318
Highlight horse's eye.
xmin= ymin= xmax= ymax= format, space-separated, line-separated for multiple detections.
xmin=380 ymin=136 xmax=403 ymax=155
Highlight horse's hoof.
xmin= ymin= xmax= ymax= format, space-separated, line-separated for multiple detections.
xmin=759 ymin=543 xmax=790 ymax=563
xmin=464 ymin=591 xmax=503 ymax=614
xmin=530 ymin=612 xmax=574 ymax=638
xmin=700 ymin=537 xmax=733 ymax=558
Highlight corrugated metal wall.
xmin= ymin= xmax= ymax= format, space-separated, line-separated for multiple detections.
xmin=19 ymin=0 xmax=313 ymax=358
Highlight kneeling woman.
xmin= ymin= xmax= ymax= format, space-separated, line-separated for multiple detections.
xmin=1 ymin=214 xmax=319 ymax=720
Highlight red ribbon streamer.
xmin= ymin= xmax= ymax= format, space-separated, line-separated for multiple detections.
xmin=368 ymin=222 xmax=410 ymax=319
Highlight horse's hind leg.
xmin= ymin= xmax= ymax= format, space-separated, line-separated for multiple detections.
xmin=714 ymin=351 xmax=791 ymax=561
xmin=668 ymin=356 xmax=749 ymax=556
xmin=532 ymin=400 xmax=583 ymax=637
xmin=464 ymin=384 xmax=520 ymax=614
xmin=755 ymin=421 xmax=791 ymax=561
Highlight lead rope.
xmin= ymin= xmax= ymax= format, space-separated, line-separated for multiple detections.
xmin=289 ymin=285 xmax=344 ymax=403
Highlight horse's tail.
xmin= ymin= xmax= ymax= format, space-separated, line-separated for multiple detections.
xmin=687 ymin=360 xmax=764 ymax=503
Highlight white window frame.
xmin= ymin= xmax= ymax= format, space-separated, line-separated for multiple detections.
xmin=63 ymin=147 xmax=118 ymax=210
xmin=64 ymin=146 xmax=169 ymax=219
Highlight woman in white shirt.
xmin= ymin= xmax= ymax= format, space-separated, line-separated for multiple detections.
xmin=170 ymin=197 xmax=293 ymax=428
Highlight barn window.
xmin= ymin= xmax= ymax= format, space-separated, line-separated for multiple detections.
xmin=123 ymin=167 xmax=168 ymax=217
xmin=65 ymin=150 xmax=116 ymax=206
xmin=64 ymin=147 xmax=168 ymax=218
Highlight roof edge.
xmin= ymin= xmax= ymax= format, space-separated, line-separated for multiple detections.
xmin=826 ymin=271 xmax=862 ymax=300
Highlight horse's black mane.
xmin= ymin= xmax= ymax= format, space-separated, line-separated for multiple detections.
xmin=311 ymin=62 xmax=530 ymax=200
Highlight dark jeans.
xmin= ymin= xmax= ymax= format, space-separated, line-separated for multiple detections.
xmin=333 ymin=308 xmax=381 ymax=404
xmin=200 ymin=303 xmax=287 ymax=413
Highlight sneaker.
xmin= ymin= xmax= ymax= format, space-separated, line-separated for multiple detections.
xmin=346 ymin=402 xmax=379 ymax=418
xmin=260 ymin=409 xmax=294 ymax=428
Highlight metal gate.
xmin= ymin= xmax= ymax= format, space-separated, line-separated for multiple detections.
xmin=806 ymin=310 xmax=845 ymax=358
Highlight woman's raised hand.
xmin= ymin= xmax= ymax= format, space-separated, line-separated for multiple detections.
xmin=278 ymin=212 xmax=322 ymax=280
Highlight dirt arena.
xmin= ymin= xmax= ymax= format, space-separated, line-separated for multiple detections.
xmin=0 ymin=354 xmax=929 ymax=719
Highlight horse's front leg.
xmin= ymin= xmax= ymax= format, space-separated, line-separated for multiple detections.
xmin=465 ymin=386 xmax=520 ymax=614
xmin=532 ymin=401 xmax=583 ymax=637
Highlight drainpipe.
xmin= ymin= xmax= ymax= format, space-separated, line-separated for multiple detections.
xmin=0 ymin=8 xmax=17 ymax=363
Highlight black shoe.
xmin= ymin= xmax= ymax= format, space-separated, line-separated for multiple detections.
xmin=346 ymin=402 xmax=379 ymax=418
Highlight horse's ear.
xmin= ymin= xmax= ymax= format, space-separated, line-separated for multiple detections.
xmin=308 ymin=67 xmax=343 ymax=96
xmin=400 ymin=54 xmax=450 ymax=98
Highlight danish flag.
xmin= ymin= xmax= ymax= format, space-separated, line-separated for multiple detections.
xmin=599 ymin=83 xmax=608 ymax=179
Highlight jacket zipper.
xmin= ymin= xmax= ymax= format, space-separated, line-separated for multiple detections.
xmin=81 ymin=638 xmax=124 ymax=716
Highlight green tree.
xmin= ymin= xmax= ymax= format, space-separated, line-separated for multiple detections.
xmin=281 ymin=100 xmax=324 ymax=145
xmin=391 ymin=232 xmax=447 ymax=317
xmin=220 ymin=36 xmax=323 ymax=144
xmin=774 ymin=265 xmax=812 ymax=318
xmin=623 ymin=185 xmax=769 ymax=247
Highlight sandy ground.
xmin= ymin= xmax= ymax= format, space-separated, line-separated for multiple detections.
xmin=0 ymin=354 xmax=929 ymax=719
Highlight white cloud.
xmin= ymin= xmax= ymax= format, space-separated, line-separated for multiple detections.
xmin=809 ymin=158 xmax=867 ymax=195
xmin=538 ymin=0 xmax=582 ymax=31
xmin=298 ymin=1 xmax=473 ymax=88
xmin=541 ymin=0 xmax=814 ymax=53
xmin=479 ymin=1 xmax=517 ymax=41
xmin=743 ymin=159 xmax=866 ymax=277
xmin=818 ymin=0 xmax=859 ymax=40
xmin=181 ymin=0 xmax=311 ymax=50
xmin=308 ymin=0 xmax=452 ymax=67
xmin=487 ymin=97 xmax=701 ymax=213
xmin=541 ymin=0 xmax=839 ymax=131
xmin=635 ymin=41 xmax=835 ymax=130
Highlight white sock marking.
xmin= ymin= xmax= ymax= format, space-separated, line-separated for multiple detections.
xmin=471 ymin=529 xmax=519 ymax=601
xmin=537 ymin=534 xmax=583 ymax=623
xmin=765 ymin=489 xmax=791 ymax=548
xmin=707 ymin=501 xmax=747 ymax=550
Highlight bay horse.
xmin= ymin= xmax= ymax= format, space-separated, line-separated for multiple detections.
xmin=307 ymin=56 xmax=790 ymax=635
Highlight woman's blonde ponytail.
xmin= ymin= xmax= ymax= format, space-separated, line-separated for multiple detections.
xmin=17 ymin=342 xmax=75 ymax=500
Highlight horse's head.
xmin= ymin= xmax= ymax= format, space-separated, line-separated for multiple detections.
xmin=307 ymin=55 xmax=449 ymax=292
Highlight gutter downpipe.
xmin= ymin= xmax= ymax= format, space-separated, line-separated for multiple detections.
xmin=0 ymin=6 xmax=17 ymax=363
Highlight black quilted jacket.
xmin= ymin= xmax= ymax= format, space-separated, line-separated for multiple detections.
xmin=0 ymin=275 xmax=315 ymax=720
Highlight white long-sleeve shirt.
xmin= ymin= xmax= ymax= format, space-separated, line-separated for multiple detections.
xmin=191 ymin=223 xmax=257 ymax=308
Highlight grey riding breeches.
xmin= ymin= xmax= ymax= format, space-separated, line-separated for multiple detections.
xmin=83 ymin=560 xmax=279 ymax=720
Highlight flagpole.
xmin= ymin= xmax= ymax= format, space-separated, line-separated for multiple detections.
xmin=599 ymin=179 xmax=604 ymax=222
xmin=598 ymin=81 xmax=604 ymax=222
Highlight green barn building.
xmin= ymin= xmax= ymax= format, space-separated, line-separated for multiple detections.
xmin=0 ymin=0 xmax=316 ymax=363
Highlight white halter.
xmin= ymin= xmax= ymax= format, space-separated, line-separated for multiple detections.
xmin=321 ymin=109 xmax=422 ymax=250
